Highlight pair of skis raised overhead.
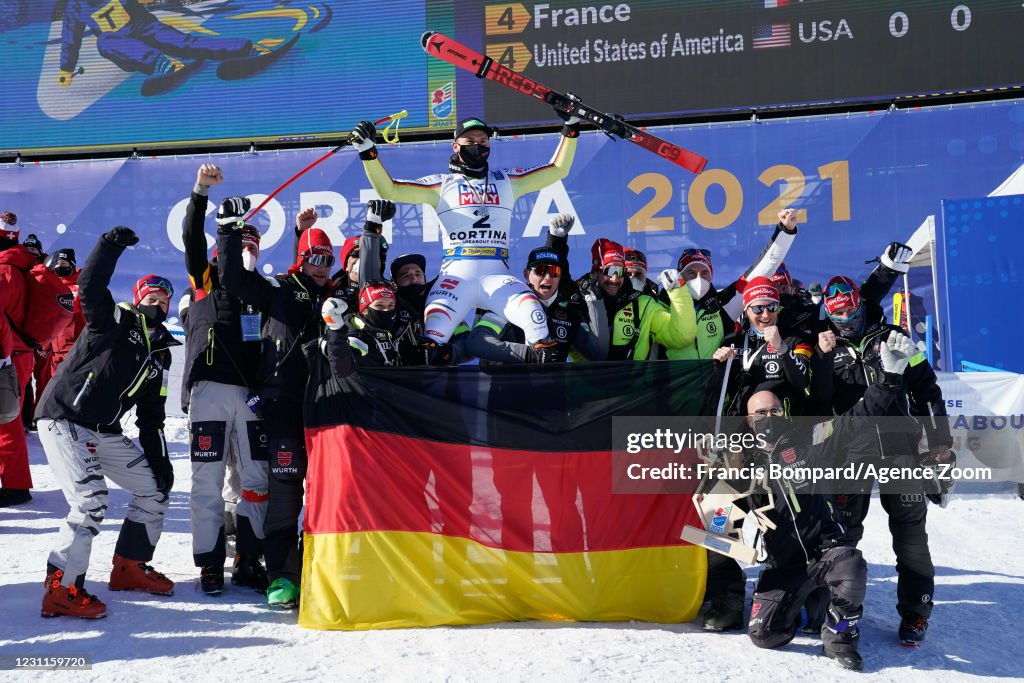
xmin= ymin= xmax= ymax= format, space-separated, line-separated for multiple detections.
xmin=421 ymin=31 xmax=707 ymax=175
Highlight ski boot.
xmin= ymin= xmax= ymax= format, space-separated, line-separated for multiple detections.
xmin=266 ymin=578 xmax=299 ymax=609
xmin=109 ymin=554 xmax=175 ymax=595
xmin=899 ymin=614 xmax=928 ymax=646
xmin=41 ymin=570 xmax=106 ymax=619
xmin=822 ymin=604 xmax=864 ymax=671
xmin=0 ymin=488 xmax=32 ymax=507
xmin=200 ymin=566 xmax=224 ymax=596
xmin=702 ymin=602 xmax=744 ymax=632
xmin=232 ymin=555 xmax=269 ymax=592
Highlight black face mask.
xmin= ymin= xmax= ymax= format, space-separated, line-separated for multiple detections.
xmin=397 ymin=283 xmax=427 ymax=305
xmin=138 ymin=304 xmax=167 ymax=326
xmin=0 ymin=237 xmax=16 ymax=252
xmin=54 ymin=265 xmax=74 ymax=278
xmin=752 ymin=414 xmax=790 ymax=445
xmin=364 ymin=308 xmax=396 ymax=331
xmin=458 ymin=143 xmax=489 ymax=168
xmin=832 ymin=308 xmax=866 ymax=341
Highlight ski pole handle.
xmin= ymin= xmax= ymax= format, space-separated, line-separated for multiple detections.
xmin=244 ymin=110 xmax=407 ymax=221
xmin=73 ymin=371 xmax=95 ymax=408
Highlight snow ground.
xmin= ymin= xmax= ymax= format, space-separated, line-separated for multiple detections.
xmin=1 ymin=345 xmax=1022 ymax=681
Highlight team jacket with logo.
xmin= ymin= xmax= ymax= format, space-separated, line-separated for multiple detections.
xmin=36 ymin=238 xmax=178 ymax=460
xmin=217 ymin=228 xmax=324 ymax=402
xmin=597 ymin=284 xmax=696 ymax=361
xmin=362 ymin=137 xmax=576 ymax=255
xmin=719 ymin=326 xmax=813 ymax=416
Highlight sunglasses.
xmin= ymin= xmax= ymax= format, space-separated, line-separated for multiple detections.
xmin=680 ymin=248 xmax=712 ymax=258
xmin=827 ymin=281 xmax=855 ymax=297
xmin=529 ymin=264 xmax=562 ymax=278
xmin=750 ymin=407 xmax=786 ymax=418
xmin=601 ymin=265 xmax=625 ymax=278
xmin=305 ymin=252 xmax=335 ymax=268
xmin=748 ymin=302 xmax=779 ymax=315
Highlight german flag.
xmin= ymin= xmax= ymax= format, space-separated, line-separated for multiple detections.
xmin=300 ymin=357 xmax=716 ymax=630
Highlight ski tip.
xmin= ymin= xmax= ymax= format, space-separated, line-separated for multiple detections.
xmin=420 ymin=31 xmax=436 ymax=50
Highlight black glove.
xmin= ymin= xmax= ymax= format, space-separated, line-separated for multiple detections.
xmin=526 ymin=341 xmax=567 ymax=364
xmin=880 ymin=241 xmax=913 ymax=274
xmin=401 ymin=338 xmax=454 ymax=366
xmin=553 ymin=103 xmax=582 ymax=138
xmin=364 ymin=199 xmax=396 ymax=234
xmin=216 ymin=196 xmax=251 ymax=227
xmin=577 ymin=275 xmax=600 ymax=301
xmin=102 ymin=226 xmax=139 ymax=248
xmin=351 ymin=120 xmax=378 ymax=159
xmin=146 ymin=451 xmax=174 ymax=497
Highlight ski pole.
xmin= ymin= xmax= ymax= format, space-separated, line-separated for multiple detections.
xmin=244 ymin=110 xmax=408 ymax=221
xmin=714 ymin=345 xmax=735 ymax=437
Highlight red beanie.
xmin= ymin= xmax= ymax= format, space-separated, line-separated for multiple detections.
xmin=741 ymin=276 xmax=780 ymax=309
xmin=770 ymin=263 xmax=792 ymax=291
xmin=133 ymin=274 xmax=174 ymax=306
xmin=591 ymin=238 xmax=625 ymax=272
xmin=295 ymin=228 xmax=334 ymax=267
xmin=359 ymin=281 xmax=395 ymax=312
xmin=241 ymin=224 xmax=261 ymax=249
xmin=339 ymin=236 xmax=360 ymax=266
xmin=823 ymin=275 xmax=861 ymax=316
xmin=677 ymin=250 xmax=713 ymax=278
xmin=624 ymin=249 xmax=647 ymax=272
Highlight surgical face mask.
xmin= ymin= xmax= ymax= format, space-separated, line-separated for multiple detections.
xmin=242 ymin=251 xmax=257 ymax=272
xmin=458 ymin=143 xmax=490 ymax=168
xmin=686 ymin=276 xmax=710 ymax=300
xmin=364 ymin=308 xmax=395 ymax=330
xmin=811 ymin=294 xmax=822 ymax=305
xmin=138 ymin=303 xmax=167 ymax=326
xmin=629 ymin=276 xmax=645 ymax=292
xmin=348 ymin=261 xmax=360 ymax=280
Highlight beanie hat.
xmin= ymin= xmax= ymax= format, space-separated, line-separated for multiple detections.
xmin=358 ymin=280 xmax=396 ymax=312
xmin=295 ymin=228 xmax=334 ymax=267
xmin=823 ymin=275 xmax=861 ymax=316
xmin=53 ymin=248 xmax=77 ymax=268
xmin=770 ymin=263 xmax=793 ymax=291
xmin=454 ymin=117 xmax=493 ymax=139
xmin=241 ymin=224 xmax=261 ymax=249
xmin=624 ymin=249 xmax=647 ymax=272
xmin=741 ymin=276 xmax=780 ymax=309
xmin=133 ymin=274 xmax=174 ymax=306
xmin=591 ymin=238 xmax=625 ymax=272
xmin=390 ymin=253 xmax=427 ymax=280
xmin=677 ymin=248 xmax=713 ymax=278
xmin=339 ymin=236 xmax=360 ymax=266
xmin=23 ymin=233 xmax=42 ymax=251
xmin=0 ymin=211 xmax=17 ymax=240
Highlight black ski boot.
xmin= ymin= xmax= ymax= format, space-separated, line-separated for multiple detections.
xmin=822 ymin=604 xmax=864 ymax=671
xmin=200 ymin=566 xmax=224 ymax=596
xmin=232 ymin=555 xmax=269 ymax=592
xmin=899 ymin=614 xmax=928 ymax=646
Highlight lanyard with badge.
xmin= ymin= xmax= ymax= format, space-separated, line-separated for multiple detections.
xmin=240 ymin=303 xmax=261 ymax=342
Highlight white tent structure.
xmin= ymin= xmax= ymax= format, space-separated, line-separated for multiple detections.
xmin=902 ymin=162 xmax=1024 ymax=366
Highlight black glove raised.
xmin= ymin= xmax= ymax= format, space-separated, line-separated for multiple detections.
xmin=350 ymin=120 xmax=378 ymax=159
xmin=553 ymin=102 xmax=582 ymax=138
xmin=216 ymin=196 xmax=251 ymax=227
xmin=102 ymin=226 xmax=139 ymax=248
xmin=364 ymin=199 xmax=396 ymax=234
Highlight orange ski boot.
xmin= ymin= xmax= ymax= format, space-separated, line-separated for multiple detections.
xmin=108 ymin=554 xmax=175 ymax=595
xmin=41 ymin=570 xmax=107 ymax=619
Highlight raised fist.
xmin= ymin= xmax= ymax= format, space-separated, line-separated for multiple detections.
xmin=548 ymin=214 xmax=575 ymax=238
xmin=321 ymin=298 xmax=349 ymax=331
xmin=197 ymin=163 xmax=223 ymax=188
xmin=102 ymin=226 xmax=139 ymax=248
xmin=366 ymin=199 xmax=396 ymax=227
xmin=658 ymin=268 xmax=682 ymax=292
xmin=817 ymin=330 xmax=837 ymax=354
xmin=881 ymin=241 xmax=913 ymax=274
xmin=778 ymin=208 xmax=798 ymax=232
xmin=295 ymin=207 xmax=318 ymax=234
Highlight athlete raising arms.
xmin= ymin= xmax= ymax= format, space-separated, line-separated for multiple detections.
xmin=349 ymin=111 xmax=580 ymax=353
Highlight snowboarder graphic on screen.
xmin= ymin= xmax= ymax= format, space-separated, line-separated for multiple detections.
xmin=350 ymin=112 xmax=581 ymax=357
xmin=57 ymin=0 xmax=271 ymax=90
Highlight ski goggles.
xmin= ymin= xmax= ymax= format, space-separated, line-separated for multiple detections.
xmin=679 ymin=248 xmax=712 ymax=258
xmin=529 ymin=264 xmax=562 ymax=279
xmin=827 ymin=280 xmax=855 ymax=297
xmin=750 ymin=406 xmax=786 ymax=419
xmin=303 ymin=252 xmax=335 ymax=268
xmin=600 ymin=265 xmax=625 ymax=278
xmin=748 ymin=302 xmax=779 ymax=315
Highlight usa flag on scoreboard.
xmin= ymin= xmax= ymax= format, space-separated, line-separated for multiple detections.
xmin=752 ymin=23 xmax=791 ymax=49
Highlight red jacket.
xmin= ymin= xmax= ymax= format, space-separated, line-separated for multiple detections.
xmin=0 ymin=245 xmax=35 ymax=357
xmin=47 ymin=269 xmax=86 ymax=358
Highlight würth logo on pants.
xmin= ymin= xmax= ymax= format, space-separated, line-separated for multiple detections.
xmin=198 ymin=436 xmax=212 ymax=451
